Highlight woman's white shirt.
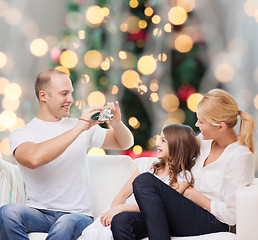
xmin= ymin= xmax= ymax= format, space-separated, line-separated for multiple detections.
xmin=191 ymin=134 xmax=255 ymax=226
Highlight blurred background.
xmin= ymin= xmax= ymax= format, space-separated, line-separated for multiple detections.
xmin=0 ymin=0 xmax=257 ymax=172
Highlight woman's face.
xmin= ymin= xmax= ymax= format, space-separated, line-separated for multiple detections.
xmin=156 ymin=131 xmax=169 ymax=161
xmin=195 ymin=112 xmax=219 ymax=140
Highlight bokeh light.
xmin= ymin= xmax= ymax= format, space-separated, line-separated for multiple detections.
xmin=164 ymin=23 xmax=172 ymax=33
xmin=244 ymin=0 xmax=258 ymax=17
xmin=158 ymin=53 xmax=167 ymax=62
xmin=0 ymin=51 xmax=7 ymax=68
xmin=4 ymin=83 xmax=22 ymax=100
xmin=87 ymin=91 xmax=106 ymax=106
xmin=0 ymin=77 xmax=9 ymax=94
xmin=165 ymin=108 xmax=186 ymax=124
xmin=152 ymin=15 xmax=161 ymax=24
xmin=78 ymin=30 xmax=85 ymax=39
xmin=3 ymin=7 xmax=22 ymax=25
xmin=128 ymin=117 xmax=140 ymax=129
xmin=129 ymin=0 xmax=139 ymax=8
xmin=187 ymin=93 xmax=203 ymax=112
xmin=85 ymin=5 xmax=104 ymax=26
xmin=121 ymin=70 xmax=142 ymax=88
xmin=111 ymin=85 xmax=119 ymax=95
xmin=177 ymin=0 xmax=196 ymax=12
xmin=0 ymin=138 xmax=12 ymax=155
xmin=153 ymin=28 xmax=162 ymax=37
xmin=174 ymin=34 xmax=193 ymax=53
xmin=81 ymin=74 xmax=90 ymax=83
xmin=161 ymin=94 xmax=180 ymax=112
xmin=2 ymin=97 xmax=20 ymax=111
xmin=149 ymin=79 xmax=159 ymax=92
xmin=102 ymin=7 xmax=110 ymax=17
xmin=144 ymin=7 xmax=154 ymax=17
xmin=84 ymin=50 xmax=102 ymax=68
xmin=214 ymin=63 xmax=234 ymax=82
xmin=55 ymin=66 xmax=70 ymax=77
xmin=30 ymin=38 xmax=48 ymax=57
xmin=254 ymin=94 xmax=258 ymax=109
xmin=60 ymin=50 xmax=78 ymax=68
xmin=88 ymin=147 xmax=106 ymax=155
xmin=138 ymin=84 xmax=148 ymax=95
xmin=133 ymin=145 xmax=143 ymax=155
xmin=0 ymin=110 xmax=17 ymax=128
xmin=138 ymin=20 xmax=147 ymax=29
xmin=168 ymin=6 xmax=187 ymax=25
xmin=150 ymin=92 xmax=159 ymax=102
xmin=126 ymin=16 xmax=141 ymax=34
xmin=8 ymin=117 xmax=25 ymax=132
xmin=137 ymin=55 xmax=157 ymax=75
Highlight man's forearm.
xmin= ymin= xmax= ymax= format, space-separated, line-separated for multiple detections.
xmin=111 ymin=122 xmax=134 ymax=150
xmin=14 ymin=123 xmax=85 ymax=169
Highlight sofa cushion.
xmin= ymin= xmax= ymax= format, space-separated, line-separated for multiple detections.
xmin=0 ymin=159 xmax=26 ymax=206
xmin=87 ymin=154 xmax=134 ymax=219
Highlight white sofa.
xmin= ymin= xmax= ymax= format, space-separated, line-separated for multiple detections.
xmin=0 ymin=155 xmax=258 ymax=240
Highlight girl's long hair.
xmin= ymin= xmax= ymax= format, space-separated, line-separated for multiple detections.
xmin=152 ymin=124 xmax=200 ymax=188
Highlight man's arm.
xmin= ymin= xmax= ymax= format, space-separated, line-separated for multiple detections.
xmin=101 ymin=101 xmax=134 ymax=150
xmin=14 ymin=106 xmax=105 ymax=169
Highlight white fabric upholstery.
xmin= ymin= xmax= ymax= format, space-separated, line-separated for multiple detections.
xmin=0 ymin=159 xmax=26 ymax=206
xmin=1 ymin=155 xmax=257 ymax=240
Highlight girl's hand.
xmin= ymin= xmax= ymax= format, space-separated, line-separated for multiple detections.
xmin=100 ymin=205 xmax=122 ymax=226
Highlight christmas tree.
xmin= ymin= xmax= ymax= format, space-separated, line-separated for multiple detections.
xmin=49 ymin=0 xmax=207 ymax=156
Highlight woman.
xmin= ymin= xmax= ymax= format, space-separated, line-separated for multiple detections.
xmin=81 ymin=124 xmax=199 ymax=240
xmin=111 ymin=89 xmax=255 ymax=240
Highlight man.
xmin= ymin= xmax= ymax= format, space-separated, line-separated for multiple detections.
xmin=0 ymin=69 xmax=134 ymax=240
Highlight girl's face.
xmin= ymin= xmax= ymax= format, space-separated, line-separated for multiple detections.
xmin=156 ymin=131 xmax=169 ymax=161
xmin=195 ymin=112 xmax=219 ymax=140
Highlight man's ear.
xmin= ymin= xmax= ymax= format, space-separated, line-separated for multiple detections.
xmin=38 ymin=90 xmax=47 ymax=102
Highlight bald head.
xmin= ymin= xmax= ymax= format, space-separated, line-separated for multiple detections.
xmin=35 ymin=69 xmax=68 ymax=101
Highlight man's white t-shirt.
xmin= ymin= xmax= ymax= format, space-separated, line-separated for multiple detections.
xmin=9 ymin=117 xmax=107 ymax=217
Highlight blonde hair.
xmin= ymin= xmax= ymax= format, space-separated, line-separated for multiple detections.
xmin=197 ymin=89 xmax=255 ymax=153
xmin=152 ymin=124 xmax=200 ymax=188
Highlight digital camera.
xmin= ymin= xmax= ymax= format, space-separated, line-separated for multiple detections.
xmin=91 ymin=109 xmax=113 ymax=121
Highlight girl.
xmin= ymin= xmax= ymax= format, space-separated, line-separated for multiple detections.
xmin=111 ymin=89 xmax=255 ymax=240
xmin=81 ymin=124 xmax=200 ymax=240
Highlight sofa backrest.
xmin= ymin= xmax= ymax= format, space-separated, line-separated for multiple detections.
xmin=87 ymin=154 xmax=135 ymax=218
xmin=0 ymin=155 xmax=158 ymax=219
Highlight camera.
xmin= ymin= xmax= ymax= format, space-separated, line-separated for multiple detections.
xmin=91 ymin=109 xmax=113 ymax=121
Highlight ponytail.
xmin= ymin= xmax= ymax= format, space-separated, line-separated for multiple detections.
xmin=238 ymin=110 xmax=256 ymax=153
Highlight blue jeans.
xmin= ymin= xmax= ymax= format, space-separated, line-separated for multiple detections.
xmin=111 ymin=173 xmax=229 ymax=240
xmin=0 ymin=203 xmax=93 ymax=240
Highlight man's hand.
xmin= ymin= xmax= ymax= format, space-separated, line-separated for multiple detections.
xmin=106 ymin=101 xmax=121 ymax=126
xmin=77 ymin=105 xmax=106 ymax=131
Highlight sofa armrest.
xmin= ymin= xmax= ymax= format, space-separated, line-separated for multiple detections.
xmin=236 ymin=178 xmax=258 ymax=240
xmin=0 ymin=159 xmax=26 ymax=206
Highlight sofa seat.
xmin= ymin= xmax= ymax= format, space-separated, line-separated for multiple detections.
xmin=28 ymin=232 xmax=237 ymax=240
xmin=1 ymin=155 xmax=258 ymax=240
